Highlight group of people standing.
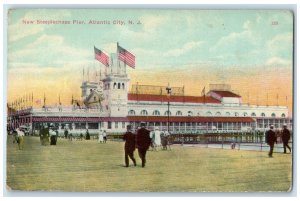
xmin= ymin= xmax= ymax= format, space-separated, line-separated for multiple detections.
xmin=265 ymin=124 xmax=292 ymax=157
xmin=123 ymin=123 xmax=171 ymax=168
xmin=40 ymin=123 xmax=58 ymax=146
xmin=149 ymin=127 xmax=171 ymax=151
xmin=98 ymin=129 xmax=107 ymax=143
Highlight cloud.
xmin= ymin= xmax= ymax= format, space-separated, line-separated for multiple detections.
xmin=8 ymin=34 xmax=92 ymax=68
xmin=163 ymin=41 xmax=205 ymax=57
xmin=265 ymin=57 xmax=291 ymax=66
xmin=266 ymin=33 xmax=293 ymax=56
xmin=8 ymin=9 xmax=71 ymax=43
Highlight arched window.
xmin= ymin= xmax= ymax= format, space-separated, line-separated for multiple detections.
xmin=113 ymin=82 xmax=116 ymax=89
xmin=176 ymin=111 xmax=182 ymax=116
xmin=234 ymin=112 xmax=239 ymax=117
xmin=187 ymin=111 xmax=193 ymax=116
xmin=261 ymin=113 xmax=265 ymax=117
xmin=128 ymin=110 xmax=135 ymax=115
xmin=206 ymin=111 xmax=212 ymax=116
xmin=164 ymin=111 xmax=171 ymax=116
xmin=251 ymin=112 xmax=256 ymax=117
xmin=140 ymin=110 xmax=148 ymax=115
xmin=225 ymin=112 xmax=230 ymax=116
xmin=281 ymin=113 xmax=286 ymax=118
xmin=118 ymin=83 xmax=121 ymax=89
xmin=215 ymin=112 xmax=221 ymax=116
xmin=122 ymin=83 xmax=125 ymax=89
xmin=153 ymin=110 xmax=160 ymax=116
xmin=271 ymin=113 xmax=276 ymax=117
xmin=243 ymin=112 xmax=248 ymax=117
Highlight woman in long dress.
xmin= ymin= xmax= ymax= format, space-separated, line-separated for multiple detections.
xmin=153 ymin=127 xmax=161 ymax=149
xmin=98 ymin=129 xmax=104 ymax=143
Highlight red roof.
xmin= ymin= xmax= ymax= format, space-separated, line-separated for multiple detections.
xmin=210 ymin=90 xmax=241 ymax=98
xmin=128 ymin=93 xmax=221 ymax=104
xmin=127 ymin=116 xmax=255 ymax=123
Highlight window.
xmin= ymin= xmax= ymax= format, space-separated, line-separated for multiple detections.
xmin=225 ymin=112 xmax=230 ymax=116
xmin=243 ymin=112 xmax=248 ymax=117
xmin=176 ymin=111 xmax=182 ymax=116
xmin=153 ymin=110 xmax=160 ymax=116
xmin=113 ymin=82 xmax=116 ymax=89
xmin=281 ymin=113 xmax=286 ymax=118
xmin=94 ymin=96 xmax=96 ymax=101
xmin=140 ymin=110 xmax=148 ymax=115
xmin=122 ymin=122 xmax=125 ymax=128
xmin=187 ymin=111 xmax=193 ymax=116
xmin=118 ymin=83 xmax=121 ymax=89
xmin=108 ymin=122 xmax=111 ymax=129
xmin=115 ymin=122 xmax=118 ymax=129
xmin=261 ymin=113 xmax=265 ymax=117
xmin=206 ymin=111 xmax=212 ymax=116
xmin=164 ymin=111 xmax=171 ymax=116
xmin=128 ymin=110 xmax=135 ymax=115
xmin=215 ymin=112 xmax=221 ymax=116
xmin=271 ymin=113 xmax=276 ymax=117
xmin=88 ymin=123 xmax=98 ymax=129
xmin=234 ymin=112 xmax=239 ymax=117
xmin=251 ymin=112 xmax=256 ymax=117
xmin=122 ymin=83 xmax=125 ymax=89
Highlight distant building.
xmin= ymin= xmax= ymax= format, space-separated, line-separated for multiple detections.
xmin=7 ymin=53 xmax=292 ymax=135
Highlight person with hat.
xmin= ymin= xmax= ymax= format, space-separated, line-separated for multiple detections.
xmin=136 ymin=122 xmax=151 ymax=167
xmin=265 ymin=125 xmax=277 ymax=157
xmin=49 ymin=123 xmax=57 ymax=145
xmin=122 ymin=125 xmax=136 ymax=167
xmin=281 ymin=124 xmax=291 ymax=154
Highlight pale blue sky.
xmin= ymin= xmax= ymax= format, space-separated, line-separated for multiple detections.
xmin=7 ymin=9 xmax=294 ymax=111
xmin=8 ymin=9 xmax=293 ymax=70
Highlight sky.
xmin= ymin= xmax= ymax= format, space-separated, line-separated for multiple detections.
xmin=7 ymin=9 xmax=294 ymax=114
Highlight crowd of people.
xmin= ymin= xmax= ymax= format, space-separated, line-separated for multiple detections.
xmin=10 ymin=122 xmax=292 ymax=168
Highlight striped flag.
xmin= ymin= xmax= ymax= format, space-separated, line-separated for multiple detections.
xmin=118 ymin=44 xmax=135 ymax=68
xmin=94 ymin=46 xmax=109 ymax=67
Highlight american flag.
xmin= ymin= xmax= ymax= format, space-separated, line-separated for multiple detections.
xmin=118 ymin=44 xmax=135 ymax=68
xmin=94 ymin=46 xmax=109 ymax=67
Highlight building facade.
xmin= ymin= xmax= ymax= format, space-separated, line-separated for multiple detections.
xmin=7 ymin=54 xmax=292 ymax=136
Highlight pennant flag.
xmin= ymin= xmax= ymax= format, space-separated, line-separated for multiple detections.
xmin=118 ymin=44 xmax=135 ymax=68
xmin=94 ymin=46 xmax=109 ymax=67
xmin=35 ymin=99 xmax=41 ymax=105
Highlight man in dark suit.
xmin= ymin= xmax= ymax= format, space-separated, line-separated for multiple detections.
xmin=136 ymin=122 xmax=151 ymax=168
xmin=123 ymin=125 xmax=136 ymax=167
xmin=265 ymin=125 xmax=277 ymax=157
xmin=281 ymin=124 xmax=291 ymax=154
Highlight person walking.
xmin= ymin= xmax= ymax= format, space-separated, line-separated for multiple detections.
xmin=123 ymin=125 xmax=136 ymax=167
xmin=281 ymin=124 xmax=291 ymax=154
xmin=265 ymin=125 xmax=277 ymax=157
xmin=136 ymin=122 xmax=151 ymax=168
xmin=16 ymin=127 xmax=25 ymax=150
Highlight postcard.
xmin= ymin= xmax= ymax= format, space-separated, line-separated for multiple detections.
xmin=6 ymin=8 xmax=293 ymax=193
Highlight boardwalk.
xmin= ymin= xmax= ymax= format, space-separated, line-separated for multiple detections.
xmin=6 ymin=135 xmax=292 ymax=192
